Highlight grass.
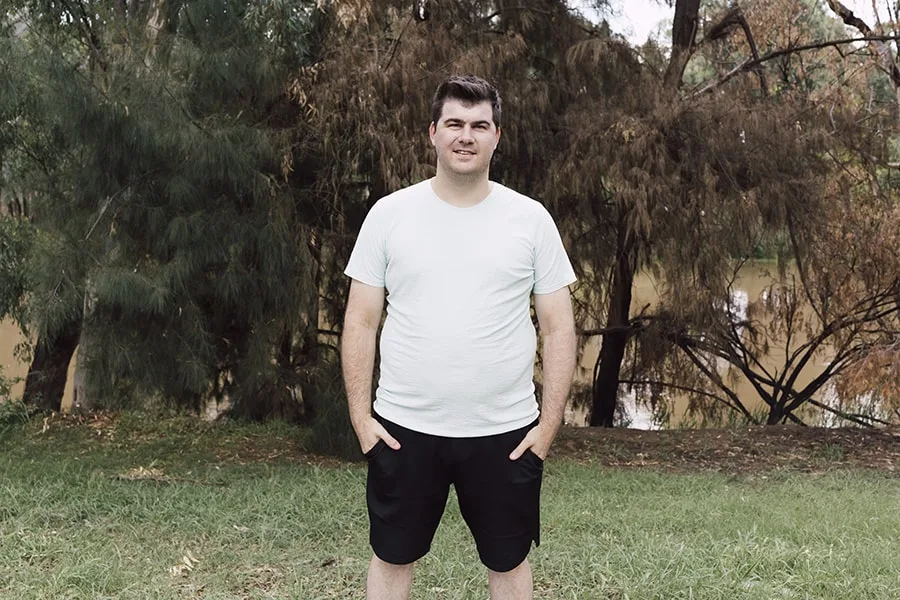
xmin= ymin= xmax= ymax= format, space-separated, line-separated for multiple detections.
xmin=1 ymin=413 xmax=899 ymax=599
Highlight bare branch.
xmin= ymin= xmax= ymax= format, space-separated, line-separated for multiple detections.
xmin=689 ymin=57 xmax=751 ymax=98
xmin=825 ymin=0 xmax=900 ymax=88
xmin=701 ymin=6 xmax=743 ymax=43
xmin=676 ymin=338 xmax=756 ymax=422
xmin=618 ymin=378 xmax=744 ymax=414
xmin=806 ymin=397 xmax=889 ymax=426
xmin=383 ymin=15 xmax=414 ymax=71
xmin=733 ymin=7 xmax=768 ymax=96
xmin=577 ymin=313 xmax=650 ymax=337
xmin=687 ymin=35 xmax=900 ymax=98
xmin=699 ymin=6 xmax=768 ymax=95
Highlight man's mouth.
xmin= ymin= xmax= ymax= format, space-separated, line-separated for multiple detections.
xmin=454 ymin=150 xmax=475 ymax=155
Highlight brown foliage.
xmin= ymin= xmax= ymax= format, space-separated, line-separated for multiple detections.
xmin=292 ymin=0 xmax=900 ymax=427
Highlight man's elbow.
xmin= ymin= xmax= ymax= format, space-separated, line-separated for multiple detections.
xmin=343 ymin=308 xmax=382 ymax=334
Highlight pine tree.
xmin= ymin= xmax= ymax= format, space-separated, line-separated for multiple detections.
xmin=4 ymin=0 xmax=330 ymax=418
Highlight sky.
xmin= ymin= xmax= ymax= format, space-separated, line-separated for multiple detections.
xmin=600 ymin=1 xmax=882 ymax=45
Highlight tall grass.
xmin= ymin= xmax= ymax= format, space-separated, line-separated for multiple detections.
xmin=1 ymin=415 xmax=898 ymax=599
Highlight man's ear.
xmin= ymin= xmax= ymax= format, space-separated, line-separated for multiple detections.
xmin=429 ymin=121 xmax=436 ymax=145
xmin=494 ymin=127 xmax=501 ymax=149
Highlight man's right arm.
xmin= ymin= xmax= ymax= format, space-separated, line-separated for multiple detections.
xmin=341 ymin=279 xmax=400 ymax=453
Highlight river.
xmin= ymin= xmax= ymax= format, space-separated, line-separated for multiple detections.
xmin=0 ymin=319 xmax=75 ymax=410
xmin=570 ymin=262 xmax=846 ymax=428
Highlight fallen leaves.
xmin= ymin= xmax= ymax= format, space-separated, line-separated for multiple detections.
xmin=118 ymin=465 xmax=167 ymax=481
xmin=169 ymin=550 xmax=201 ymax=577
xmin=553 ymin=425 xmax=900 ymax=474
xmin=113 ymin=465 xmax=225 ymax=486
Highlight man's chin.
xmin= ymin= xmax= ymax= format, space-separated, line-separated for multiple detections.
xmin=445 ymin=162 xmax=488 ymax=177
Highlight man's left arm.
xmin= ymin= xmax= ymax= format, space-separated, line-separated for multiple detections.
xmin=510 ymin=286 xmax=577 ymax=461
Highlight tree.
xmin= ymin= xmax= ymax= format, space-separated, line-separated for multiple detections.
xmin=544 ymin=0 xmax=716 ymax=426
xmin=543 ymin=0 xmax=900 ymax=427
xmin=294 ymin=0 xmax=605 ymax=365
xmin=4 ymin=0 xmax=896 ymax=432
xmin=3 ymin=0 xmax=330 ymax=418
xmin=602 ymin=0 xmax=900 ymax=427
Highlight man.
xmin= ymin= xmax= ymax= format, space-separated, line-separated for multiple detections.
xmin=341 ymin=75 xmax=577 ymax=600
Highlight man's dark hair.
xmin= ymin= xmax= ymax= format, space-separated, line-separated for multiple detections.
xmin=431 ymin=75 xmax=502 ymax=128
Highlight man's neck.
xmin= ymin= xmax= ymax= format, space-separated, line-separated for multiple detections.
xmin=431 ymin=170 xmax=493 ymax=208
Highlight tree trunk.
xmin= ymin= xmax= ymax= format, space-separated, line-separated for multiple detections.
xmin=590 ymin=213 xmax=637 ymax=426
xmin=766 ymin=404 xmax=784 ymax=425
xmin=587 ymin=0 xmax=701 ymax=427
xmin=72 ymin=290 xmax=97 ymax=412
xmin=664 ymin=0 xmax=702 ymax=90
xmin=23 ymin=319 xmax=81 ymax=412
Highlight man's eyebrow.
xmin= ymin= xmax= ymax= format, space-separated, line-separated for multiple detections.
xmin=443 ymin=118 xmax=492 ymax=126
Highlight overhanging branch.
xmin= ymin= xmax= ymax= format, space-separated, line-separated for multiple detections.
xmin=826 ymin=0 xmax=900 ymax=88
xmin=688 ymin=35 xmax=900 ymax=98
xmin=806 ymin=397 xmax=889 ymax=427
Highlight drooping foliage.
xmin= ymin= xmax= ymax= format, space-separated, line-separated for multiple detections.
xmin=0 ymin=0 xmax=897 ymax=433
xmin=2 ymin=0 xmax=331 ymax=417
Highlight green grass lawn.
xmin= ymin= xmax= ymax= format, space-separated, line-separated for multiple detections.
xmin=1 ymin=413 xmax=899 ymax=599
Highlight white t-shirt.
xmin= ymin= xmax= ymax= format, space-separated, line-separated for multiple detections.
xmin=344 ymin=179 xmax=576 ymax=437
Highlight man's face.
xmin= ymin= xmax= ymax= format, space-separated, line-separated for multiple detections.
xmin=429 ymin=98 xmax=501 ymax=178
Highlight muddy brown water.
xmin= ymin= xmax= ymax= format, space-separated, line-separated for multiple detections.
xmin=0 ymin=319 xmax=75 ymax=410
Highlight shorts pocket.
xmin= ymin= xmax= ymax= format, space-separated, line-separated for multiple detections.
xmin=364 ymin=439 xmax=387 ymax=460
xmin=524 ymin=448 xmax=544 ymax=467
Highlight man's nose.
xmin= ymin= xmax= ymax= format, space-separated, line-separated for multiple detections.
xmin=458 ymin=126 xmax=475 ymax=142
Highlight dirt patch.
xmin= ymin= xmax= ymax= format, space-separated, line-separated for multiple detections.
xmin=553 ymin=425 xmax=900 ymax=474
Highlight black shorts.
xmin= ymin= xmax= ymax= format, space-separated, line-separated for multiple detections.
xmin=365 ymin=413 xmax=543 ymax=573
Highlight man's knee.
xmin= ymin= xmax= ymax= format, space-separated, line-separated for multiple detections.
xmin=371 ymin=554 xmax=416 ymax=574
xmin=487 ymin=556 xmax=529 ymax=577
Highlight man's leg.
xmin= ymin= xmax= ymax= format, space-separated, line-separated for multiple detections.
xmin=366 ymin=416 xmax=449 ymax=599
xmin=454 ymin=422 xmax=543 ymax=598
xmin=487 ymin=558 xmax=533 ymax=600
xmin=367 ymin=555 xmax=414 ymax=600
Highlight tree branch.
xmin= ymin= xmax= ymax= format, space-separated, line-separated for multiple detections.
xmin=618 ymin=378 xmax=743 ymax=412
xmin=676 ymin=338 xmax=756 ymax=422
xmin=733 ymin=7 xmax=768 ymax=96
xmin=700 ymin=6 xmax=767 ymax=95
xmin=688 ymin=35 xmax=900 ymax=98
xmin=383 ymin=14 xmax=414 ymax=71
xmin=806 ymin=397 xmax=889 ymax=427
xmin=825 ymin=0 xmax=900 ymax=88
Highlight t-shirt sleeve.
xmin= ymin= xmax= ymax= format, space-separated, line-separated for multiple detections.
xmin=533 ymin=205 xmax=577 ymax=294
xmin=344 ymin=203 xmax=387 ymax=288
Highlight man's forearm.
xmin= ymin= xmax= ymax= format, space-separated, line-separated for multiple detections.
xmin=341 ymin=321 xmax=378 ymax=431
xmin=538 ymin=328 xmax=577 ymax=439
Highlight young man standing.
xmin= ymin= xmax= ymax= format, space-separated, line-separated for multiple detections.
xmin=341 ymin=75 xmax=577 ymax=600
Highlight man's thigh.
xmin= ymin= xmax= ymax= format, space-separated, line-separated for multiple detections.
xmin=452 ymin=421 xmax=543 ymax=573
xmin=366 ymin=415 xmax=451 ymax=565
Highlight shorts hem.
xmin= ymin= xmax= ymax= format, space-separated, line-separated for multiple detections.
xmin=479 ymin=542 xmax=536 ymax=573
xmin=371 ymin=544 xmax=430 ymax=566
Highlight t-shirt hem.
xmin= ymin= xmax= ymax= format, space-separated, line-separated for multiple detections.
xmin=373 ymin=402 xmax=540 ymax=438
